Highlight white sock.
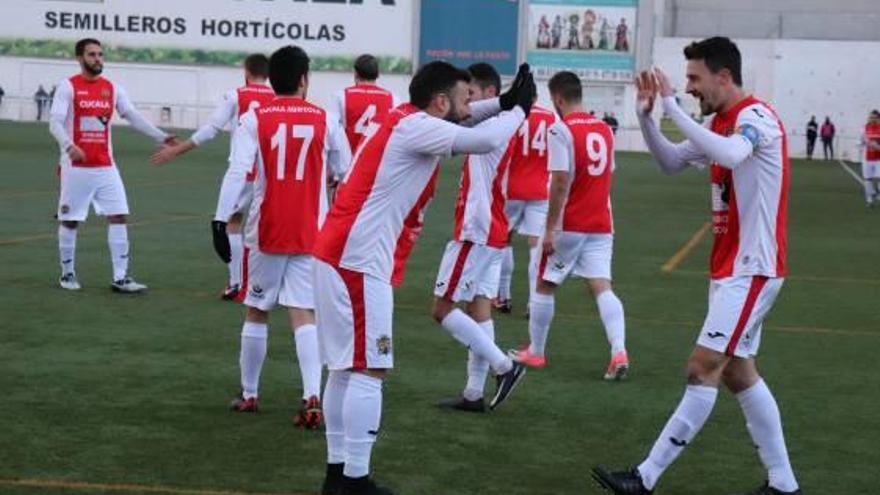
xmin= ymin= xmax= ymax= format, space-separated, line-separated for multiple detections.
xmin=637 ymin=385 xmax=718 ymax=490
xmin=228 ymin=232 xmax=244 ymax=287
xmin=464 ymin=319 xmax=495 ymax=400
xmin=240 ymin=321 xmax=268 ymax=399
xmin=737 ymin=380 xmax=799 ymax=492
xmin=441 ymin=309 xmax=511 ymax=374
xmin=58 ymin=225 xmax=77 ymax=275
xmin=528 ymin=292 xmax=555 ymax=356
xmin=107 ymin=224 xmax=129 ymax=281
xmin=293 ymin=324 xmax=322 ymax=399
xmin=527 ymin=244 xmax=539 ymax=305
xmin=596 ymin=290 xmax=626 ymax=355
xmin=324 ymin=370 xmax=350 ymax=464
xmin=343 ymin=373 xmax=383 ymax=478
xmin=498 ymin=246 xmax=514 ymax=300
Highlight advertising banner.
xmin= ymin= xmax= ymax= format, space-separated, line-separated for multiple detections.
xmin=526 ymin=0 xmax=637 ymax=82
xmin=419 ymin=0 xmax=519 ymax=75
xmin=0 ymin=0 xmax=413 ymax=73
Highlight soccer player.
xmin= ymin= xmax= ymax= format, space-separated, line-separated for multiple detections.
xmin=211 ymin=46 xmax=351 ymax=427
xmin=509 ymin=72 xmax=629 ymax=380
xmin=312 ymin=61 xmax=535 ymax=495
xmin=860 ymin=110 xmax=880 ymax=207
xmin=431 ymin=63 xmax=522 ymax=413
xmin=592 ymin=37 xmax=800 ymax=495
xmin=330 ymin=54 xmax=399 ymax=155
xmin=50 ymin=38 xmax=175 ymax=293
xmin=151 ymin=54 xmax=275 ymax=300
xmin=496 ymin=100 xmax=557 ymax=314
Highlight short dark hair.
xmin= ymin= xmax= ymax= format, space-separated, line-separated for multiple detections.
xmin=467 ymin=63 xmax=501 ymax=94
xmin=548 ymin=71 xmax=582 ymax=103
xmin=683 ymin=37 xmax=742 ymax=87
xmin=244 ymin=53 xmax=269 ymax=79
xmin=269 ymin=46 xmax=309 ymax=95
xmin=409 ymin=61 xmax=471 ymax=109
xmin=354 ymin=54 xmax=379 ymax=81
xmin=75 ymin=38 xmax=101 ymax=57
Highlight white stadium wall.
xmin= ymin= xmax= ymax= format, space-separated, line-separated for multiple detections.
xmin=652 ymin=37 xmax=880 ymax=159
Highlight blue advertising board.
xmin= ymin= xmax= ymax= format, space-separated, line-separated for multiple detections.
xmin=419 ymin=0 xmax=520 ymax=75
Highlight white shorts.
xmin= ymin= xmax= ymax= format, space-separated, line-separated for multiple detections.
xmin=233 ymin=182 xmax=254 ymax=215
xmin=58 ymin=166 xmax=129 ymax=221
xmin=697 ymin=276 xmax=784 ymax=358
xmin=506 ymin=199 xmax=548 ymax=237
xmin=433 ymin=241 xmax=503 ymax=302
xmin=539 ymin=231 xmax=613 ymax=284
xmin=862 ymin=161 xmax=880 ymax=180
xmin=244 ymin=250 xmax=315 ymax=311
xmin=314 ymin=259 xmax=394 ymax=371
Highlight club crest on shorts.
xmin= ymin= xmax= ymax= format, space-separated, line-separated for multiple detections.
xmin=376 ymin=335 xmax=392 ymax=355
xmin=60 ymin=204 xmax=70 ymax=214
xmin=249 ymin=284 xmax=264 ymax=298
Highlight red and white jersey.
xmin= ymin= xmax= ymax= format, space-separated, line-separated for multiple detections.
xmin=220 ymin=96 xmax=350 ymax=255
xmin=452 ymin=127 xmax=514 ymax=248
xmin=506 ymin=105 xmax=557 ymax=201
xmin=864 ymin=122 xmax=880 ymax=161
xmin=547 ymin=112 xmax=615 ymax=233
xmin=50 ymin=75 xmax=164 ymax=168
xmin=314 ymin=104 xmax=463 ymax=286
xmin=192 ymin=83 xmax=275 ymax=181
xmin=705 ymin=96 xmax=789 ymax=279
xmin=330 ymin=83 xmax=398 ymax=154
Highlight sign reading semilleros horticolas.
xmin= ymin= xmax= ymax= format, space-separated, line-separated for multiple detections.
xmin=0 ymin=0 xmax=413 ymax=73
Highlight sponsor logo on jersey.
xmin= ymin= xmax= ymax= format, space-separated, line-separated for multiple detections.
xmin=376 ymin=335 xmax=392 ymax=355
xmin=78 ymin=100 xmax=112 ymax=110
xmin=669 ymin=437 xmax=688 ymax=447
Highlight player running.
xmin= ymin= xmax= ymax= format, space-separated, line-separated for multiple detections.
xmin=509 ymin=71 xmax=629 ymax=380
xmin=50 ymin=38 xmax=175 ymax=293
xmin=860 ymin=110 xmax=880 ymax=207
xmin=496 ymin=101 xmax=557 ymax=314
xmin=211 ymin=46 xmax=351 ymax=427
xmin=592 ymin=37 xmax=800 ymax=495
xmin=151 ymin=54 xmax=275 ymax=301
xmin=431 ymin=63 xmax=522 ymax=413
xmin=313 ymin=62 xmax=535 ymax=495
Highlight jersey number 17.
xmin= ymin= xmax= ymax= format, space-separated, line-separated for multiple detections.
xmin=271 ymin=123 xmax=314 ymax=181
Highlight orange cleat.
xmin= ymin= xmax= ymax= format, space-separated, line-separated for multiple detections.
xmin=508 ymin=347 xmax=547 ymax=369
xmin=603 ymin=351 xmax=629 ymax=381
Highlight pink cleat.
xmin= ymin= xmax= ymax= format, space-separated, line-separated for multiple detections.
xmin=603 ymin=351 xmax=629 ymax=381
xmin=509 ymin=346 xmax=547 ymax=369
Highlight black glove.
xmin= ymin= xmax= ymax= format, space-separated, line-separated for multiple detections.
xmin=516 ymin=73 xmax=537 ymax=117
xmin=210 ymin=220 xmax=231 ymax=264
xmin=499 ymin=63 xmax=531 ymax=111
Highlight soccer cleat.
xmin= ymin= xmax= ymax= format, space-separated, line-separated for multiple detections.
xmin=220 ymin=284 xmax=240 ymax=301
xmin=111 ymin=277 xmax=147 ymax=293
xmin=604 ymin=350 xmax=630 ymax=381
xmin=437 ymin=396 xmax=486 ymax=413
xmin=59 ymin=273 xmax=81 ymax=290
xmin=493 ymin=297 xmax=512 ymax=314
xmin=229 ymin=394 xmax=259 ymax=413
xmin=321 ymin=463 xmax=344 ymax=495
xmin=293 ymin=395 xmax=323 ymax=429
xmin=341 ymin=475 xmax=395 ymax=495
xmin=508 ymin=347 xmax=547 ymax=369
xmin=591 ymin=466 xmax=653 ymax=494
xmin=489 ymin=361 xmax=527 ymax=410
xmin=731 ymin=482 xmax=802 ymax=495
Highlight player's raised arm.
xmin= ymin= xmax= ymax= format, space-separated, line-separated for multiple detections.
xmin=635 ymin=71 xmax=705 ymax=175
xmin=152 ymin=91 xmax=237 ymax=165
xmin=115 ymin=84 xmax=173 ymax=145
xmin=458 ymin=63 xmax=530 ymax=128
xmin=654 ymin=67 xmax=755 ymax=169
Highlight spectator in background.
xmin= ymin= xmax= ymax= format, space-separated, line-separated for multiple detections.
xmin=0 ymin=84 xmax=5 ymax=108
xmin=603 ymin=112 xmax=619 ymax=135
xmin=806 ymin=115 xmax=818 ymax=160
xmin=34 ymin=85 xmax=50 ymax=121
xmin=821 ymin=116 xmax=836 ymax=160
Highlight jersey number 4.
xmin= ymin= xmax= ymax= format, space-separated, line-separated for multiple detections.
xmin=271 ymin=123 xmax=314 ymax=181
xmin=354 ymin=104 xmax=377 ymax=136
xmin=518 ymin=119 xmax=548 ymax=157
